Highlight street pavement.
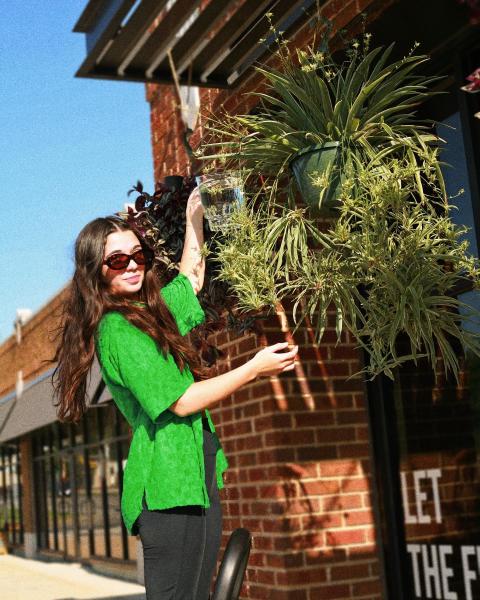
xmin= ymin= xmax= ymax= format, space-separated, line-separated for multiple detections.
xmin=0 ymin=554 xmax=146 ymax=600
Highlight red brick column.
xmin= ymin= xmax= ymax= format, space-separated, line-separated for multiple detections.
xmin=206 ymin=307 xmax=382 ymax=599
xmin=146 ymin=85 xmax=193 ymax=183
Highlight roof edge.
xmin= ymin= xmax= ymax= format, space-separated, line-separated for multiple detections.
xmin=73 ymin=0 xmax=110 ymax=33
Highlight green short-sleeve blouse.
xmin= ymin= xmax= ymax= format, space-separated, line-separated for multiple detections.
xmin=95 ymin=273 xmax=228 ymax=535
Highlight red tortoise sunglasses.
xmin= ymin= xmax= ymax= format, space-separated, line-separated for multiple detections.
xmin=103 ymin=249 xmax=151 ymax=271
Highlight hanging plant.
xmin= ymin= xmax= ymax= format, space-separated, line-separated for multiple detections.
xmin=211 ymin=149 xmax=480 ymax=380
xmin=198 ymin=29 xmax=441 ymax=213
xmin=194 ymin=26 xmax=480 ymax=381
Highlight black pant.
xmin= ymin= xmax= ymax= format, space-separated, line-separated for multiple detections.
xmin=136 ymin=428 xmax=223 ymax=600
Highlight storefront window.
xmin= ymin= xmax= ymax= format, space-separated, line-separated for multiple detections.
xmin=100 ymin=404 xmax=117 ymax=441
xmin=61 ymin=456 xmax=76 ymax=557
xmin=0 ymin=443 xmax=23 ymax=547
xmin=57 ymin=422 xmax=72 ymax=450
xmin=75 ymin=450 xmax=93 ymax=558
xmin=88 ymin=445 xmax=107 ymax=557
xmin=105 ymin=441 xmax=123 ymax=559
xmin=392 ymin=108 xmax=480 ymax=599
xmin=32 ymin=401 xmax=132 ymax=562
xmin=395 ymin=352 xmax=480 ymax=600
xmin=440 ymin=112 xmax=478 ymax=256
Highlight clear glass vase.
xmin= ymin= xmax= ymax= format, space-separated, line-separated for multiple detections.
xmin=195 ymin=172 xmax=244 ymax=232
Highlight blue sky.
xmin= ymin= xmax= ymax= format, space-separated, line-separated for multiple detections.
xmin=0 ymin=2 xmax=154 ymax=344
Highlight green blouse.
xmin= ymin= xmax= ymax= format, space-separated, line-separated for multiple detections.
xmin=94 ymin=273 xmax=228 ymax=535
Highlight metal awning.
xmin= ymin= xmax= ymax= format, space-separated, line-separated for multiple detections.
xmin=0 ymin=358 xmax=111 ymax=443
xmin=74 ymin=0 xmax=316 ymax=88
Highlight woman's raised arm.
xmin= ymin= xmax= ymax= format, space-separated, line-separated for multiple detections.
xmin=179 ymin=187 xmax=205 ymax=294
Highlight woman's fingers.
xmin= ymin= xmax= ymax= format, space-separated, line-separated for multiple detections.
xmin=280 ymin=349 xmax=298 ymax=368
xmin=272 ymin=344 xmax=298 ymax=357
xmin=252 ymin=342 xmax=299 ymax=378
xmin=268 ymin=342 xmax=290 ymax=352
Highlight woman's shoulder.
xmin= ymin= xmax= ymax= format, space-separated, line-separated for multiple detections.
xmin=96 ymin=311 xmax=132 ymax=341
xmin=96 ymin=311 xmax=157 ymax=350
xmin=98 ymin=310 xmax=126 ymax=327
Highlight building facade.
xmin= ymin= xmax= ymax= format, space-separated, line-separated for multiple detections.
xmin=2 ymin=0 xmax=480 ymax=598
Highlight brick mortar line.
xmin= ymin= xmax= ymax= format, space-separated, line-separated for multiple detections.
xmin=217 ymin=391 xmax=371 ymax=411
xmin=223 ymin=441 xmax=371 ymax=450
xmin=222 ymin=459 xmax=370 ymax=469
xmin=222 ymin=494 xmax=370 ymax=503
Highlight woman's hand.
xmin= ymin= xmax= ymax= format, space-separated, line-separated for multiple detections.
xmin=249 ymin=342 xmax=298 ymax=378
xmin=186 ymin=186 xmax=204 ymax=225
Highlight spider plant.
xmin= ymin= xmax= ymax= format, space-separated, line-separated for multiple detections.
xmin=212 ymin=151 xmax=480 ymax=381
xmin=198 ymin=34 xmax=442 ymax=211
xmin=196 ymin=28 xmax=480 ymax=381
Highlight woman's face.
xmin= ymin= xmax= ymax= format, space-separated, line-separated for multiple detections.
xmin=101 ymin=229 xmax=145 ymax=297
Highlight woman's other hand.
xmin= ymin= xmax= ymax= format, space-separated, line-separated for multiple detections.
xmin=186 ymin=186 xmax=204 ymax=224
xmin=250 ymin=342 xmax=298 ymax=378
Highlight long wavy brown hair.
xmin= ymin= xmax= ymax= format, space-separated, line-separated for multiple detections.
xmin=52 ymin=215 xmax=205 ymax=422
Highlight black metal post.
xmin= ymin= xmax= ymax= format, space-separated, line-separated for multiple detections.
xmin=365 ymin=369 xmax=414 ymax=600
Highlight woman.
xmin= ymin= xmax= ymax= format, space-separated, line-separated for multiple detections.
xmin=53 ymin=186 xmax=298 ymax=600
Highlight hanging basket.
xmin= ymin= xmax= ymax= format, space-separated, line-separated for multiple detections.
xmin=289 ymin=141 xmax=342 ymax=210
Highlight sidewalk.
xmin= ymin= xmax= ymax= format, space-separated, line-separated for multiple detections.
xmin=0 ymin=554 xmax=146 ymax=600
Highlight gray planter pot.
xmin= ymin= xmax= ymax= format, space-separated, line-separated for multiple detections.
xmin=289 ymin=141 xmax=341 ymax=210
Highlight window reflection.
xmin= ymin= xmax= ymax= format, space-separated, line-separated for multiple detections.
xmin=60 ymin=457 xmax=75 ymax=557
xmin=106 ymin=442 xmax=123 ymax=559
xmin=84 ymin=409 xmax=100 ymax=445
xmin=88 ymin=446 xmax=107 ymax=557
xmin=439 ymin=112 xmax=480 ymax=337
xmin=75 ymin=450 xmax=93 ymax=558
xmin=439 ymin=112 xmax=478 ymax=255
xmin=100 ymin=404 xmax=117 ymax=441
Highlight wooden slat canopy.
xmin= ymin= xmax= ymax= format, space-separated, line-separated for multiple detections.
xmin=74 ymin=0 xmax=316 ymax=88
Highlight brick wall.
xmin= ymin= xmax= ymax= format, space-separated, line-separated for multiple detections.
xmin=0 ymin=285 xmax=69 ymax=398
xmin=207 ymin=309 xmax=382 ymax=599
xmin=144 ymin=3 xmax=400 ymax=596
